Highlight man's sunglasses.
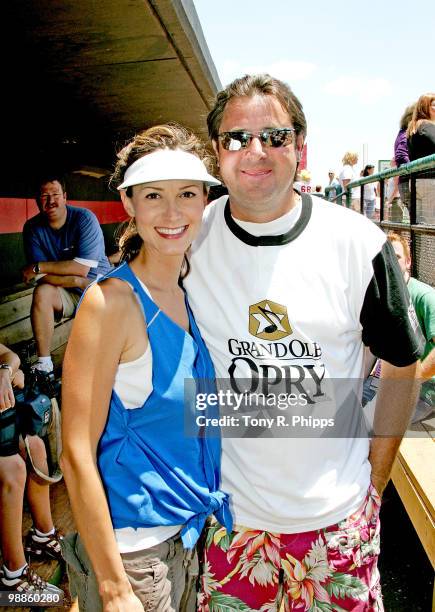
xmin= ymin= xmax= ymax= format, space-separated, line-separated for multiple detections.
xmin=218 ymin=128 xmax=295 ymax=151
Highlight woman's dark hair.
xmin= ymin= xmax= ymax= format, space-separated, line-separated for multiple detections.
xmin=111 ymin=123 xmax=211 ymax=274
xmin=363 ymin=164 xmax=374 ymax=177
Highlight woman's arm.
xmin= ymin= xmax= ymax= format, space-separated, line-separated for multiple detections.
xmin=61 ymin=281 xmax=143 ymax=610
xmin=0 ymin=345 xmax=22 ymax=410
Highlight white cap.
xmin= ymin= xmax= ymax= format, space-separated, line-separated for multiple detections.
xmin=117 ymin=149 xmax=221 ymax=190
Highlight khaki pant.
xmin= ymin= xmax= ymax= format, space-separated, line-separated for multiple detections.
xmin=62 ymin=532 xmax=198 ymax=611
xmin=56 ymin=288 xmax=81 ymax=321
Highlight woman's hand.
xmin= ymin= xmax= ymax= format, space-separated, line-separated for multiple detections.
xmin=0 ymin=369 xmax=15 ymax=411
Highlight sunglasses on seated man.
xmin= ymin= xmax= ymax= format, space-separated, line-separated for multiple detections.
xmin=218 ymin=128 xmax=295 ymax=151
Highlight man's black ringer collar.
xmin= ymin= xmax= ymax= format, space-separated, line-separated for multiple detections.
xmin=224 ymin=193 xmax=312 ymax=246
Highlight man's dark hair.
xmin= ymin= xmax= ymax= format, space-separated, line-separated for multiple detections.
xmin=207 ymin=74 xmax=307 ymax=142
xmin=35 ymin=175 xmax=66 ymax=195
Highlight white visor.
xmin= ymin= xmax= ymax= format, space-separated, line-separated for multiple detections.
xmin=117 ymin=149 xmax=221 ymax=190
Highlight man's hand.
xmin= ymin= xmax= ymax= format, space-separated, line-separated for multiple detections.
xmin=369 ymin=438 xmax=402 ymax=497
xmin=22 ymin=263 xmax=38 ymax=284
xmin=420 ymin=343 xmax=435 ymax=380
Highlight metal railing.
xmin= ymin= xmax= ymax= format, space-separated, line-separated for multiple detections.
xmin=342 ymin=154 xmax=435 ymax=286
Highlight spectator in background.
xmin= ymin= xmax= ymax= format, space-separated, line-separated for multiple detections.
xmin=362 ymin=164 xmax=377 ymax=220
xmin=394 ymin=103 xmax=415 ymax=210
xmin=0 ymin=344 xmax=63 ymax=596
xmin=313 ymin=185 xmax=324 ymax=198
xmin=388 ymin=233 xmax=434 ymax=385
xmin=407 ymin=93 xmax=435 ymax=224
xmin=365 ymin=233 xmax=434 ymax=423
xmin=385 ymin=159 xmax=406 ymax=223
xmin=21 ymin=176 xmax=112 ymax=373
xmin=324 ymin=170 xmax=342 ymax=203
xmin=339 ymin=151 xmax=359 ymax=211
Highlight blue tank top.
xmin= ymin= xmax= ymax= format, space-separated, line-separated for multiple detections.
xmin=96 ymin=263 xmax=232 ymax=548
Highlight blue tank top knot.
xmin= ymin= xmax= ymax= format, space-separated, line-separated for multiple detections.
xmin=181 ymin=490 xmax=232 ymax=548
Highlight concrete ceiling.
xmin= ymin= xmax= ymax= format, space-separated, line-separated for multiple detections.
xmin=4 ymin=0 xmax=221 ymax=173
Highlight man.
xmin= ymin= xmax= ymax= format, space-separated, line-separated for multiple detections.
xmin=22 ymin=176 xmax=111 ymax=373
xmin=388 ymin=232 xmax=434 ymax=417
xmin=0 ymin=343 xmax=63 ymax=596
xmin=313 ymin=184 xmax=325 ymax=198
xmin=324 ymin=169 xmax=342 ymax=202
xmin=185 ymin=74 xmax=423 ymax=610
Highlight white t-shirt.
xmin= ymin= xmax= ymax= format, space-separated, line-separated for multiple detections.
xmin=363 ymin=182 xmax=376 ymax=200
xmin=339 ymin=164 xmax=359 ymax=199
xmin=185 ymin=194 xmax=422 ymax=533
xmin=293 ymin=180 xmax=312 ymax=194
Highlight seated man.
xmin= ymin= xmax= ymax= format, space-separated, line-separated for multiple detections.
xmin=388 ymin=232 xmax=434 ymax=419
xmin=364 ymin=232 xmax=434 ymax=422
xmin=22 ymin=176 xmax=112 ymax=373
xmin=0 ymin=343 xmax=63 ymax=595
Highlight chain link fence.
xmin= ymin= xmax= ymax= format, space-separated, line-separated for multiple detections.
xmin=345 ymin=155 xmax=435 ymax=287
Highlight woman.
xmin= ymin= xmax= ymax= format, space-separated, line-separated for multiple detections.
xmin=361 ymin=164 xmax=377 ymax=220
xmin=407 ymin=93 xmax=435 ymax=223
xmin=394 ymin=103 xmax=415 ymax=211
xmin=61 ymin=124 xmax=232 ymax=611
xmin=338 ymin=151 xmax=359 ymax=211
xmin=0 ymin=344 xmax=63 ymax=597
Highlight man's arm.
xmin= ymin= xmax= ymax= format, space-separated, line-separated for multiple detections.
xmin=420 ymin=341 xmax=435 ymax=379
xmin=368 ymin=359 xmax=421 ymax=496
xmin=22 ymin=260 xmax=89 ymax=284
xmin=39 ymin=274 xmax=92 ymax=290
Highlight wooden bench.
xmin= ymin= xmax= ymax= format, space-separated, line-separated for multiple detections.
xmin=391 ymin=415 xmax=435 ymax=609
xmin=0 ymin=284 xmax=73 ymax=372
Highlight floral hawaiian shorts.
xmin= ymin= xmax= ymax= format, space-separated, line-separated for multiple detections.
xmin=198 ymin=484 xmax=383 ymax=611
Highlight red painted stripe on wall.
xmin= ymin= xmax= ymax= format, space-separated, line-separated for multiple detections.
xmin=0 ymin=199 xmax=128 ymax=234
xmin=71 ymin=201 xmax=128 ymax=225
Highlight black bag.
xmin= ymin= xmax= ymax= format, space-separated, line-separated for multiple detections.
xmin=0 ymin=407 xmax=20 ymax=456
xmin=15 ymin=390 xmax=52 ymax=437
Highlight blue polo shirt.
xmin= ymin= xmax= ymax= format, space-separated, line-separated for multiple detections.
xmin=23 ymin=205 xmax=111 ymax=286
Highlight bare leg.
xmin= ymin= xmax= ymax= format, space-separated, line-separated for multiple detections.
xmin=31 ymin=284 xmax=63 ymax=357
xmin=0 ymin=454 xmax=27 ymax=569
xmin=25 ymin=436 xmax=54 ymax=533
